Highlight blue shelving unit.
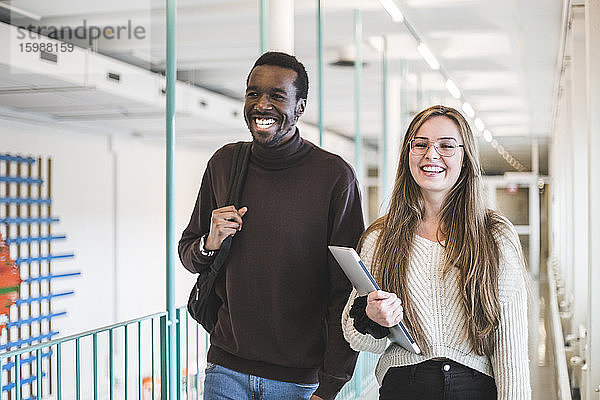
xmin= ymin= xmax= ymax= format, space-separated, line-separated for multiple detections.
xmin=0 ymin=153 xmax=80 ymax=398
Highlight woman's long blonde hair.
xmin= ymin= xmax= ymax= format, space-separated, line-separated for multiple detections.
xmin=363 ymin=105 xmax=510 ymax=356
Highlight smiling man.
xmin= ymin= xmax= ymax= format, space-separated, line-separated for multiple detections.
xmin=179 ymin=52 xmax=364 ymax=400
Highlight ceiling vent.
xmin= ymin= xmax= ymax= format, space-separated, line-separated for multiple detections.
xmin=107 ymin=71 xmax=121 ymax=83
xmin=40 ymin=51 xmax=57 ymax=63
xmin=329 ymin=45 xmax=367 ymax=68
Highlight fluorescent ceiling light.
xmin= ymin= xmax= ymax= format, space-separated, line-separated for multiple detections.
xmin=445 ymin=79 xmax=461 ymax=99
xmin=483 ymin=129 xmax=492 ymax=143
xmin=417 ymin=43 xmax=440 ymax=70
xmin=0 ymin=3 xmax=41 ymax=20
xmin=474 ymin=118 xmax=485 ymax=131
xmin=462 ymin=102 xmax=475 ymax=118
xmin=378 ymin=0 xmax=404 ymax=22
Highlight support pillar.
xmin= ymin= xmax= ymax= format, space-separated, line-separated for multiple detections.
xmin=317 ymin=0 xmax=324 ymax=146
xmin=268 ymin=0 xmax=294 ymax=53
xmin=165 ymin=0 xmax=177 ymax=399
xmin=382 ymin=76 xmax=401 ymax=212
xmin=529 ymin=139 xmax=540 ymax=278
xmin=381 ymin=36 xmax=390 ymax=210
xmin=354 ymin=9 xmax=363 ymax=187
xmin=260 ymin=0 xmax=268 ymax=53
xmin=570 ymin=6 xmax=589 ymax=333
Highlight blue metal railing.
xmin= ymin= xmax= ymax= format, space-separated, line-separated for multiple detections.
xmin=2 ymin=372 xmax=47 ymax=391
xmin=5 ymin=311 xmax=67 ymax=329
xmin=1 ymin=332 xmax=60 ymax=351
xmin=0 ymin=176 xmax=43 ymax=184
xmin=0 ymin=197 xmax=52 ymax=205
xmin=0 ymin=217 xmax=59 ymax=224
xmin=14 ymin=253 xmax=74 ymax=265
xmin=0 ymin=154 xmax=36 ymax=163
xmin=5 ymin=234 xmax=65 ymax=245
xmin=15 ymin=253 xmax=75 ymax=265
xmin=2 ymin=350 xmax=52 ymax=371
xmin=15 ymin=291 xmax=75 ymax=306
xmin=23 ymin=272 xmax=81 ymax=283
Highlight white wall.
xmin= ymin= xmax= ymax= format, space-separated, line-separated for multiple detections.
xmin=110 ymin=134 xmax=216 ymax=323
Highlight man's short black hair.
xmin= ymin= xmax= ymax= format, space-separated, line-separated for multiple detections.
xmin=246 ymin=51 xmax=309 ymax=101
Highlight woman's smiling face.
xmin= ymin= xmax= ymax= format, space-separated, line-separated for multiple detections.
xmin=408 ymin=116 xmax=465 ymax=199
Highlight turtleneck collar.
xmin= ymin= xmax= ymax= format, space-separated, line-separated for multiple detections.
xmin=251 ymin=128 xmax=313 ymax=170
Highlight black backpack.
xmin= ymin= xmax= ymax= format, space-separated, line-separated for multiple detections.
xmin=187 ymin=141 xmax=252 ymax=333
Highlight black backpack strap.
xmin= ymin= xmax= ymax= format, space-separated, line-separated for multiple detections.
xmin=233 ymin=142 xmax=252 ymax=206
xmin=209 ymin=141 xmax=252 ymax=271
xmin=225 ymin=141 xmax=252 ymax=207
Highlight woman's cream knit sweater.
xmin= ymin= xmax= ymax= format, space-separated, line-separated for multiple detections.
xmin=341 ymin=227 xmax=531 ymax=400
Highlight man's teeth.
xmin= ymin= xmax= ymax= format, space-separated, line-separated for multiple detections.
xmin=422 ymin=166 xmax=444 ymax=173
xmin=255 ymin=118 xmax=276 ymax=129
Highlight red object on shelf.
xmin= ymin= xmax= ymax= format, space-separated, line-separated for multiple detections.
xmin=506 ymin=183 xmax=519 ymax=194
xmin=0 ymin=234 xmax=21 ymax=332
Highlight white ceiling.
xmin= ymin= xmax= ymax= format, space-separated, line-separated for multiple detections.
xmin=1 ymin=0 xmax=564 ymax=174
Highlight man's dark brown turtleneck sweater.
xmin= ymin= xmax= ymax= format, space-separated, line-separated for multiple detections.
xmin=179 ymin=130 xmax=364 ymax=399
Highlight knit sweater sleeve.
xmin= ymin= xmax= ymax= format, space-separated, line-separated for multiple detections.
xmin=341 ymin=230 xmax=388 ymax=354
xmin=490 ymin=224 xmax=531 ymax=400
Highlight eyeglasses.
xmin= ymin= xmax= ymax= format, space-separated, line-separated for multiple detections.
xmin=409 ymin=138 xmax=464 ymax=157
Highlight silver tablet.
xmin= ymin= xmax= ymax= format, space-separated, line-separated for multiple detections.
xmin=329 ymin=245 xmax=421 ymax=354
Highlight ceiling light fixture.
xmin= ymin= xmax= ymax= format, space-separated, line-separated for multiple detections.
xmin=376 ymin=6 xmax=524 ymax=173
xmin=462 ymin=102 xmax=475 ymax=118
xmin=417 ymin=43 xmax=440 ymax=70
xmin=474 ymin=118 xmax=485 ymax=131
xmin=483 ymin=129 xmax=493 ymax=143
xmin=445 ymin=79 xmax=461 ymax=99
xmin=378 ymin=0 xmax=404 ymax=22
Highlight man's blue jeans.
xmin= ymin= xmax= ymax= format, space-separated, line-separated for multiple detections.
xmin=204 ymin=363 xmax=319 ymax=400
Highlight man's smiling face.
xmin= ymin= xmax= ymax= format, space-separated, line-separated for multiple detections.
xmin=244 ymin=64 xmax=305 ymax=147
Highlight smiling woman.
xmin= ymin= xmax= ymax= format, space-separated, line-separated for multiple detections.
xmin=408 ymin=116 xmax=465 ymax=205
xmin=342 ymin=105 xmax=531 ymax=400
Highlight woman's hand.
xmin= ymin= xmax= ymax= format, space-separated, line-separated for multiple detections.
xmin=365 ymin=290 xmax=404 ymax=327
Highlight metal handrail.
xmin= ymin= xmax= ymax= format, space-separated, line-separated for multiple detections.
xmin=0 ymin=311 xmax=166 ymax=360
xmin=547 ymin=260 xmax=572 ymax=400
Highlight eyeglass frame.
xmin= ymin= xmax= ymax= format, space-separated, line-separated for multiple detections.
xmin=409 ymin=137 xmax=465 ymax=157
